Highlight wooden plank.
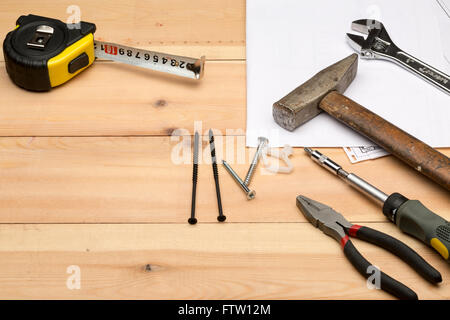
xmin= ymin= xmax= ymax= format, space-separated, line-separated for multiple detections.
xmin=0 ymin=0 xmax=246 ymax=60
xmin=0 ymin=61 xmax=245 ymax=136
xmin=0 ymin=223 xmax=447 ymax=299
xmin=0 ymin=136 xmax=448 ymax=223
xmin=1 ymin=0 xmax=449 ymax=302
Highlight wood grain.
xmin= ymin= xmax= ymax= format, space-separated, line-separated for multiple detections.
xmin=0 ymin=0 xmax=246 ymax=60
xmin=0 ymin=223 xmax=447 ymax=300
xmin=0 ymin=137 xmax=447 ymax=224
xmin=0 ymin=0 xmax=448 ymax=300
xmin=0 ymin=61 xmax=245 ymax=136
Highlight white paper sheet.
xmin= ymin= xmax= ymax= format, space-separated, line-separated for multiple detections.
xmin=246 ymin=0 xmax=450 ymax=147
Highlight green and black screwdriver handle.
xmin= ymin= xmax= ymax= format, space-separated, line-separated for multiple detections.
xmin=305 ymin=148 xmax=450 ymax=262
xmin=384 ymin=193 xmax=450 ymax=262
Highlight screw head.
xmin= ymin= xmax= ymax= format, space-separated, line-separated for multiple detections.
xmin=188 ymin=217 xmax=198 ymax=225
xmin=257 ymin=137 xmax=269 ymax=146
xmin=217 ymin=215 xmax=227 ymax=222
xmin=246 ymin=190 xmax=256 ymax=200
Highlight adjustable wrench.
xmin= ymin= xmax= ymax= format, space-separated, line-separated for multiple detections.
xmin=347 ymin=19 xmax=450 ymax=95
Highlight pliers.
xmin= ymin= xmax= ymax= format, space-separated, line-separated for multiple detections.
xmin=346 ymin=19 xmax=450 ymax=95
xmin=296 ymin=195 xmax=442 ymax=300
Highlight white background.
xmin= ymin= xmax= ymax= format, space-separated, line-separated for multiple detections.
xmin=246 ymin=0 xmax=450 ymax=147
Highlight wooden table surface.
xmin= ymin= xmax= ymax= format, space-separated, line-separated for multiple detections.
xmin=0 ymin=0 xmax=448 ymax=300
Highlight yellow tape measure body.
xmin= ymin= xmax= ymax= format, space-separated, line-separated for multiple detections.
xmin=4 ymin=14 xmax=205 ymax=91
xmin=3 ymin=14 xmax=96 ymax=91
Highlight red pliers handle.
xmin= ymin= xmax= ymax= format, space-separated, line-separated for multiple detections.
xmin=342 ymin=225 xmax=441 ymax=300
xmin=297 ymin=195 xmax=442 ymax=300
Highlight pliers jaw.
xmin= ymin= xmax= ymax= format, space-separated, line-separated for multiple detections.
xmin=296 ymin=195 xmax=351 ymax=243
xmin=346 ymin=19 xmax=395 ymax=59
xmin=296 ymin=195 xmax=442 ymax=300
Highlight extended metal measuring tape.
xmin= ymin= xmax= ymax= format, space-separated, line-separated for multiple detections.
xmin=3 ymin=14 xmax=205 ymax=91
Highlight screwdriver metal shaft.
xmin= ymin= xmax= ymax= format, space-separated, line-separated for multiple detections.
xmin=304 ymin=148 xmax=388 ymax=204
xmin=304 ymin=147 xmax=450 ymax=262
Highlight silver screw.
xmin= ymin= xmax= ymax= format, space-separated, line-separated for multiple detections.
xmin=222 ymin=160 xmax=256 ymax=200
xmin=243 ymin=137 xmax=268 ymax=186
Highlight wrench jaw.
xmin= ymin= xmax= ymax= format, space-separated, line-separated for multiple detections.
xmin=346 ymin=32 xmax=378 ymax=59
xmin=348 ymin=18 xmax=450 ymax=94
xmin=346 ymin=33 xmax=366 ymax=55
xmin=351 ymin=19 xmax=385 ymax=34
xmin=347 ymin=19 xmax=396 ymax=60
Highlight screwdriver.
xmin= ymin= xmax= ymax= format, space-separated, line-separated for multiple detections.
xmin=304 ymin=148 xmax=450 ymax=262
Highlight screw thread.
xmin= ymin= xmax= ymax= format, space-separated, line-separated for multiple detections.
xmin=189 ymin=132 xmax=200 ymax=224
xmin=212 ymin=162 xmax=219 ymax=179
xmin=192 ymin=163 xmax=198 ymax=182
xmin=209 ymin=129 xmax=225 ymax=221
xmin=209 ymin=130 xmax=216 ymax=160
xmin=244 ymin=164 xmax=256 ymax=186
xmin=192 ymin=132 xmax=199 ymax=183
xmin=244 ymin=139 xmax=266 ymax=186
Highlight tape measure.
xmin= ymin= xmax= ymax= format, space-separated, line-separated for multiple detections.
xmin=3 ymin=14 xmax=205 ymax=91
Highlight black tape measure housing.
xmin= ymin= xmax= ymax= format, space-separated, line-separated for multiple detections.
xmin=3 ymin=14 xmax=96 ymax=91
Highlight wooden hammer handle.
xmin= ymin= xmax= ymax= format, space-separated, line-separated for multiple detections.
xmin=320 ymin=91 xmax=450 ymax=191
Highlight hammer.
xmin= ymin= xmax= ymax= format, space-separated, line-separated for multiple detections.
xmin=273 ymin=54 xmax=450 ymax=191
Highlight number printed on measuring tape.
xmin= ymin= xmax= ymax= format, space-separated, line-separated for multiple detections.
xmin=93 ymin=40 xmax=201 ymax=79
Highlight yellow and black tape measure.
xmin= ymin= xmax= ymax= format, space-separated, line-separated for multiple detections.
xmin=3 ymin=14 xmax=205 ymax=91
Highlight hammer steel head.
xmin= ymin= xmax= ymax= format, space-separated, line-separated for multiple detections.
xmin=273 ymin=54 xmax=358 ymax=131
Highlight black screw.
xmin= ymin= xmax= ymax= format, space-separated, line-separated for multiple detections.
xmin=188 ymin=131 xmax=199 ymax=225
xmin=209 ymin=129 xmax=226 ymax=222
